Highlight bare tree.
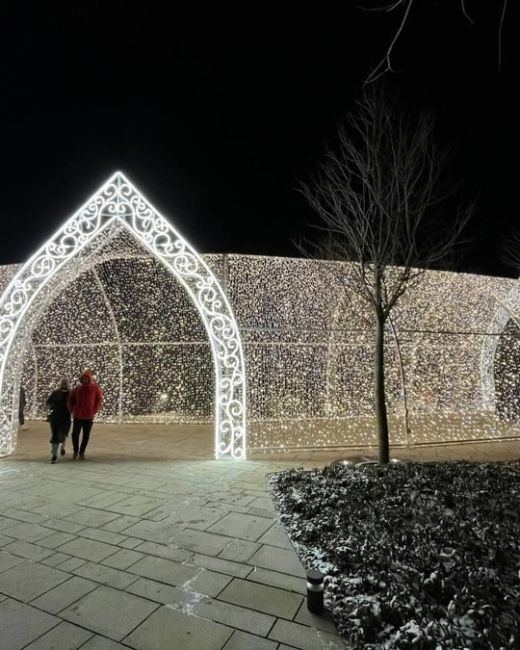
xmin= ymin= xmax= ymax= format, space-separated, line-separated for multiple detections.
xmin=300 ymin=86 xmax=474 ymax=463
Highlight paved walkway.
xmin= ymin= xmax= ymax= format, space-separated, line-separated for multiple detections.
xmin=1 ymin=424 xmax=345 ymax=650
xmin=1 ymin=423 xmax=519 ymax=649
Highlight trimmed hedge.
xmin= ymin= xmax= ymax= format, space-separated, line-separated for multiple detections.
xmin=268 ymin=461 xmax=520 ymax=649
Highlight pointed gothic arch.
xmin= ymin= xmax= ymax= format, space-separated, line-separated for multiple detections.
xmin=0 ymin=172 xmax=247 ymax=459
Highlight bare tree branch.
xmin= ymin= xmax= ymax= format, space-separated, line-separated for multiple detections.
xmin=460 ymin=0 xmax=475 ymax=25
xmin=498 ymin=0 xmax=508 ymax=72
xmin=362 ymin=0 xmax=508 ymax=83
xmin=364 ymin=0 xmax=414 ymax=84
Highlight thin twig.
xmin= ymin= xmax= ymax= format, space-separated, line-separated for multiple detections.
xmin=460 ymin=0 xmax=475 ymax=25
xmin=363 ymin=0 xmax=507 ymax=81
xmin=365 ymin=0 xmax=415 ymax=84
xmin=498 ymin=0 xmax=508 ymax=72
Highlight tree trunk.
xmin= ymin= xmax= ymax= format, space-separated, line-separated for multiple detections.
xmin=375 ymin=308 xmax=390 ymax=463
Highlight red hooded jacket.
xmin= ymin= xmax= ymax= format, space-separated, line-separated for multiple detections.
xmin=68 ymin=371 xmax=103 ymax=420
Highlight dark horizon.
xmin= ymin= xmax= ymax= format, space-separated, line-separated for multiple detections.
xmin=0 ymin=3 xmax=516 ymax=277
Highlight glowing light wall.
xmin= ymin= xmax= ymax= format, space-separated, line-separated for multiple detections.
xmin=1 ymin=250 xmax=519 ymax=451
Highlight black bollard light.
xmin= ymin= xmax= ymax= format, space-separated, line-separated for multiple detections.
xmin=306 ymin=569 xmax=325 ymax=614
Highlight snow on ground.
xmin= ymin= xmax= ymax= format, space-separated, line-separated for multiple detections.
xmin=268 ymin=461 xmax=520 ymax=649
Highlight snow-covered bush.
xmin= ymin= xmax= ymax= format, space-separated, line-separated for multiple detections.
xmin=268 ymin=461 xmax=520 ymax=649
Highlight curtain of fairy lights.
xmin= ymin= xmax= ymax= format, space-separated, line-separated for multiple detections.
xmin=1 ymin=221 xmax=520 ymax=453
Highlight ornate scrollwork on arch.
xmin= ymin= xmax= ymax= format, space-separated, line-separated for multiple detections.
xmin=0 ymin=172 xmax=246 ymax=459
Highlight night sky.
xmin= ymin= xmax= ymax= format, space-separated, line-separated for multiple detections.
xmin=0 ymin=2 xmax=515 ymax=276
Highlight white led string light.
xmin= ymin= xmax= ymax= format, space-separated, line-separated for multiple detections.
xmin=1 ymin=183 xmax=519 ymax=456
xmin=0 ymin=172 xmax=247 ymax=459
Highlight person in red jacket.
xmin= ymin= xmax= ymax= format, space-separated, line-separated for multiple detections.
xmin=68 ymin=370 xmax=103 ymax=460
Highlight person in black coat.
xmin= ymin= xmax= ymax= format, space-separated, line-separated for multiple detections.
xmin=19 ymin=386 xmax=28 ymax=430
xmin=47 ymin=378 xmax=71 ymax=463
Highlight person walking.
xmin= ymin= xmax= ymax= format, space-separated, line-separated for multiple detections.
xmin=47 ymin=378 xmax=71 ymax=463
xmin=68 ymin=370 xmax=103 ymax=460
xmin=19 ymin=385 xmax=28 ymax=431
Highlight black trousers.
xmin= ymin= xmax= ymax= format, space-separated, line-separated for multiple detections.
xmin=71 ymin=419 xmax=93 ymax=454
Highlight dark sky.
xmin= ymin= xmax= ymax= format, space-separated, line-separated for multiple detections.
xmin=0 ymin=2 xmax=516 ymax=275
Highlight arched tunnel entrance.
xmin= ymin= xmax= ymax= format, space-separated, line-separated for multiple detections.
xmin=16 ymin=230 xmax=216 ymax=461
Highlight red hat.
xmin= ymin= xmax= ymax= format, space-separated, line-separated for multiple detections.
xmin=80 ymin=369 xmax=93 ymax=382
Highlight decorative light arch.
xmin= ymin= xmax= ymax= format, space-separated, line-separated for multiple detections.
xmin=0 ymin=172 xmax=247 ymax=459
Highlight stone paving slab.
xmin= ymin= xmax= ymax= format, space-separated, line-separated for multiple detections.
xmin=191 ymin=553 xmax=252 ymax=579
xmin=77 ymin=492 xmax=131 ymax=510
xmin=127 ymin=554 xmax=198 ymax=586
xmin=81 ymin=637 xmax=129 ymax=650
xmin=57 ymin=556 xmax=86 ymax=572
xmin=3 ymin=507 xmax=47 ymax=524
xmin=42 ymin=552 xmax=75 ymax=568
xmin=101 ymin=514 xmax=141 ymax=533
xmin=77 ymin=526 xmax=128 ymax=546
xmin=30 ymin=575 xmax=98 ymax=614
xmin=27 ymin=502 xmax=80 ymax=519
xmin=172 ymin=527 xmax=236 ymax=556
xmin=0 ymin=561 xmax=69 ymax=601
xmin=209 ymin=492 xmax=258 ymax=508
xmin=219 ymin=577 xmax=303 ymax=619
xmin=1 ymin=521 xmax=56 ymax=542
xmin=37 ymin=531 xmax=77 ymax=549
xmin=144 ymin=501 xmax=226 ymax=529
xmin=133 ymin=540 xmax=192 ymax=563
xmin=205 ymin=500 xmax=251 ymax=515
xmin=24 ymin=620 xmax=94 ymax=649
xmin=0 ymin=548 xmax=26 ymax=572
xmin=0 ymin=598 xmax=60 ymax=650
xmin=60 ymin=585 xmax=159 ymax=641
xmin=222 ymin=630 xmax=279 ymax=649
xmin=218 ymin=538 xmax=260 ymax=562
xmin=207 ymin=511 xmax=273 ymax=541
xmin=269 ymin=618 xmax=346 ymax=649
xmin=56 ymin=537 xmax=119 ymax=562
xmin=248 ymin=495 xmax=276 ymax=512
xmin=101 ymin=548 xmax=144 ymax=570
xmin=0 ymin=516 xmax=19 ymax=530
xmin=247 ymin=566 xmax=306 ymax=594
xmin=73 ymin=561 xmax=139 ymax=589
xmin=114 ymin=518 xmax=178 ymax=544
xmin=0 ymin=532 xmax=14 ymax=547
xmin=125 ymin=605 xmax=234 ymax=650
xmin=102 ymin=494 xmax=164 ymax=517
xmin=41 ymin=518 xmax=86 ymax=534
xmin=249 ymin=544 xmax=307 ymax=578
xmin=126 ymin=577 xmax=276 ymax=637
xmin=3 ymin=539 xmax=55 ymax=561
xmin=118 ymin=537 xmax=143 ymax=549
xmin=257 ymin=522 xmax=294 ymax=549
xmin=63 ymin=508 xmax=121 ymax=528
xmin=184 ymin=567 xmax=233 ymax=597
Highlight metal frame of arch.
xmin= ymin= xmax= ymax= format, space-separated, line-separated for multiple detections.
xmin=0 ymin=172 xmax=247 ymax=459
